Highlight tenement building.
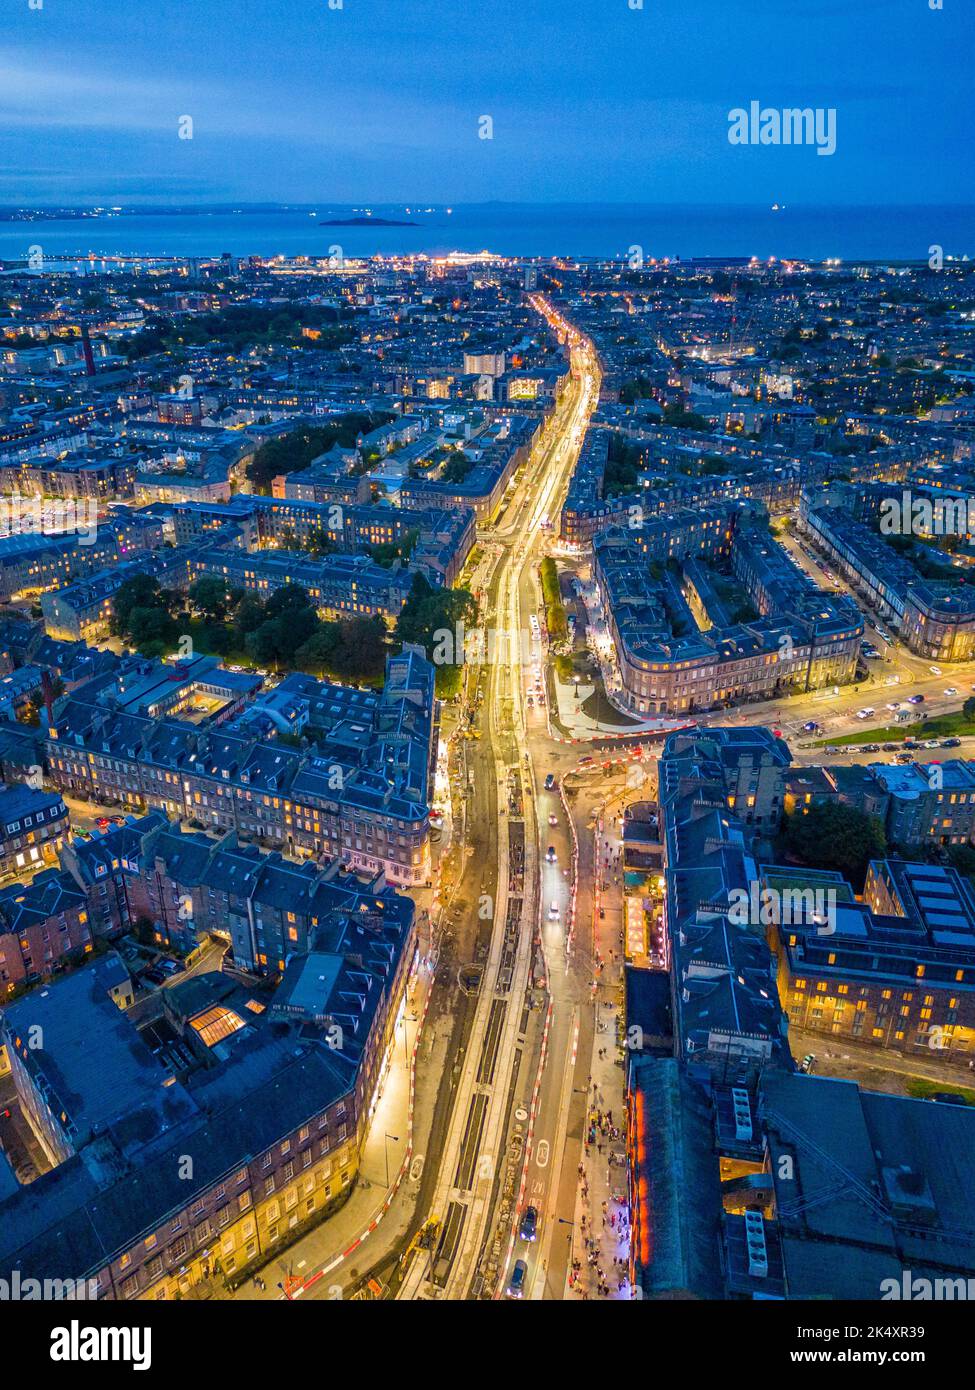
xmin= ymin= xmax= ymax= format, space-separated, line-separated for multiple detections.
xmin=594 ymin=519 xmax=862 ymax=715
xmin=799 ymin=487 xmax=975 ymax=661
xmin=0 ymin=870 xmax=415 ymax=1301
xmin=43 ymin=648 xmax=437 ymax=887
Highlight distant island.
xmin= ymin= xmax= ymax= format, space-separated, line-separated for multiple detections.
xmin=320 ymin=216 xmax=417 ymax=227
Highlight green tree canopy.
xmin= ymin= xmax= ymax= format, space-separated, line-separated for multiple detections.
xmin=782 ymin=801 xmax=886 ymax=889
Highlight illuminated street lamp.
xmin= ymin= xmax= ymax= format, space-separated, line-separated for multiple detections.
xmin=383 ymin=1132 xmax=400 ymax=1187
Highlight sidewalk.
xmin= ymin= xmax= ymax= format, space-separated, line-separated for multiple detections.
xmin=227 ymin=955 xmax=451 ymax=1301
xmin=552 ymin=672 xmax=679 ymax=741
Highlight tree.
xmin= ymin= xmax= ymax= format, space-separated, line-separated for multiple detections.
xmin=295 ymin=615 xmax=387 ymax=681
xmin=111 ymin=574 xmax=165 ymax=636
xmin=246 ymin=411 xmax=392 ymax=492
xmin=782 ymin=802 xmax=886 ymax=888
xmin=440 ymin=453 xmax=473 ymax=485
xmin=127 ymin=605 xmax=180 ymax=658
xmin=232 ymin=594 xmax=269 ymax=643
xmin=395 ymin=573 xmax=476 ymax=658
xmin=111 ymin=575 xmax=182 ymax=656
xmin=190 ymin=575 xmax=233 ymax=622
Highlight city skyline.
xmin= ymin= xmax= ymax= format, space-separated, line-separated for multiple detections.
xmin=3 ymin=0 xmax=975 ymax=1350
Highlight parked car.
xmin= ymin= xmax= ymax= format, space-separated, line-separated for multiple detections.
xmin=798 ymin=1053 xmax=816 ymax=1074
xmin=544 ymin=773 xmax=556 ymax=789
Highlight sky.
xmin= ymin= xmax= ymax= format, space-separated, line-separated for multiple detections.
xmin=2 ymin=0 xmax=972 ymax=207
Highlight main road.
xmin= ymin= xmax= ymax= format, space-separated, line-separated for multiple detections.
xmin=397 ymin=297 xmax=601 ymax=1299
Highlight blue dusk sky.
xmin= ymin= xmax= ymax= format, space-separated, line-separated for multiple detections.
xmin=2 ymin=0 xmax=972 ymax=207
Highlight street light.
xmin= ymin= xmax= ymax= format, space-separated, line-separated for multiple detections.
xmin=384 ymin=1132 xmax=400 ymax=1187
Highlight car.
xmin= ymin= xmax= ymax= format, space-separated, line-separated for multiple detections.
xmin=802 ymin=720 xmax=819 ymax=733
xmin=159 ymin=959 xmax=185 ymax=976
xmin=546 ymin=845 xmax=556 ymax=863
xmin=930 ymin=666 xmax=943 ymax=676
xmin=578 ymin=755 xmax=593 ymax=766
xmin=945 ymin=688 xmax=959 ymax=697
xmin=895 ymin=752 xmax=913 ymax=764
xmin=507 ymin=1259 xmax=528 ymax=1298
xmin=924 ymin=739 xmax=940 ymax=749
xmin=862 ymin=649 xmax=880 ymax=660
xmin=549 ymin=900 xmax=560 ymax=918
xmin=96 ymin=817 xmax=111 ymax=829
xmin=882 ymin=743 xmax=899 ymax=751
xmin=526 ymin=696 xmax=533 ymax=707
xmin=886 ymin=702 xmax=901 ymax=711
xmin=942 ymin=738 xmax=962 ymax=748
xmin=798 ymin=1053 xmax=816 ymax=1074
xmin=544 ymin=773 xmax=556 ymax=789
xmin=861 ymin=744 xmax=880 ymax=753
xmin=519 ymin=1206 xmax=539 ymax=1242
xmin=855 ymin=708 xmax=875 ymax=720
xmin=908 ymin=694 xmax=925 ymax=704
xmin=548 ymin=814 xmax=558 ymax=827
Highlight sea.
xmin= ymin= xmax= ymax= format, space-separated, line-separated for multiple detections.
xmin=3 ymin=203 xmax=974 ymax=267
